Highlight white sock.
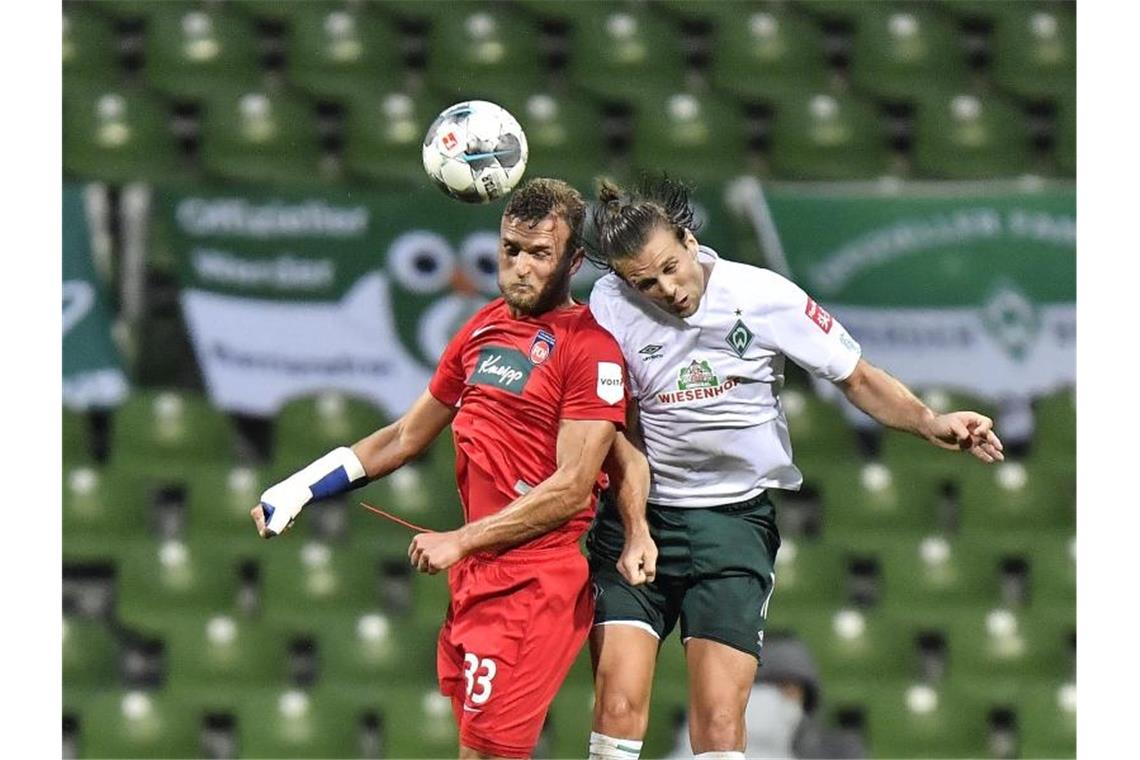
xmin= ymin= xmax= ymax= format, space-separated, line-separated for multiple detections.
xmin=694 ymin=753 xmax=745 ymax=760
xmin=589 ymin=731 xmax=643 ymax=760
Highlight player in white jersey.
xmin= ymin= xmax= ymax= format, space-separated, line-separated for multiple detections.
xmin=582 ymin=177 xmax=1004 ymax=760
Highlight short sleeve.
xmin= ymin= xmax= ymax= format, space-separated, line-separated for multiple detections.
xmin=589 ymin=277 xmax=643 ymax=399
xmin=559 ymin=317 xmax=628 ymax=427
xmin=761 ymin=272 xmax=862 ymax=382
xmin=428 ymin=316 xmax=476 ymax=407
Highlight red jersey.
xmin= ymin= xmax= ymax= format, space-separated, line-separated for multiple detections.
xmin=428 ymin=298 xmax=626 ymax=549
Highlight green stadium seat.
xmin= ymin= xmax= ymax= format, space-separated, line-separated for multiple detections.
xmin=63 ymin=617 xmax=120 ymax=690
xmin=343 ymin=89 xmax=443 ymax=186
xmin=781 ymin=608 xmax=922 ymax=682
xmin=425 ymin=5 xmax=543 ymax=104
xmin=912 ymin=92 xmax=1034 ymax=178
xmin=285 ymin=5 xmax=405 ymax=100
xmin=272 ymin=392 xmax=387 ymax=471
xmin=63 ymin=466 xmax=152 ymax=561
xmin=850 ymin=7 xmax=970 ymax=102
xmin=63 ymin=5 xmax=122 ymax=91
xmin=709 ymin=5 xmax=830 ymax=101
xmin=143 ymin=5 xmax=264 ymax=100
xmin=163 ymin=613 xmax=288 ymax=693
xmin=62 ymin=87 xmax=184 ymax=183
xmin=233 ymin=688 xmax=363 ymax=758
xmin=974 ymin=530 xmax=1075 ymax=607
xmin=411 ymin=563 xmax=454 ymax=625
xmin=767 ymin=537 xmax=850 ymax=614
xmin=1017 ymin=681 xmax=1077 ymax=758
xmin=1031 ymin=385 xmax=1075 ymax=463
xmin=957 ymin=461 xmax=1075 ymax=534
xmin=566 ymin=5 xmax=687 ymax=106
xmin=945 ymin=606 xmax=1073 ymax=686
xmin=990 ymin=6 xmax=1075 ymax=101
xmin=79 ymin=689 xmax=202 ymax=759
xmin=780 ymin=387 xmax=862 ymax=474
xmin=817 ymin=461 xmax=943 ymax=537
xmin=381 ymin=685 xmax=461 ymax=758
xmin=109 ymin=390 xmax=238 ymax=472
xmin=631 ymin=91 xmax=747 ymax=185
xmin=63 ymin=407 xmax=93 ymax=466
xmin=1053 ymin=95 xmax=1076 ymax=176
xmin=874 ymin=534 xmax=1001 ymax=611
xmin=198 ymin=89 xmax=326 ymax=187
xmin=768 ymin=91 xmax=892 ymax=180
xmin=185 ymin=465 xmax=266 ymax=540
xmin=117 ymin=540 xmax=244 ymax=636
xmin=260 ymin=542 xmax=385 ymax=623
xmin=861 ymin=682 xmax=990 ymax=759
xmin=501 ymin=92 xmax=607 ymax=189
xmin=307 ymin=611 xmax=439 ymax=686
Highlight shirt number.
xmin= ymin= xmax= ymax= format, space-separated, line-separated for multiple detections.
xmin=462 ymin=653 xmax=497 ymax=705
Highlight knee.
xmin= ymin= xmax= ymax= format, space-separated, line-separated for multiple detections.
xmin=595 ymin=691 xmax=650 ymax=733
xmin=691 ymin=707 xmax=742 ymax=751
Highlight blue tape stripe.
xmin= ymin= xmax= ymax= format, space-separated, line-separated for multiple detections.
xmin=309 ymin=466 xmax=351 ymax=501
xmin=260 ymin=501 xmax=276 ymax=521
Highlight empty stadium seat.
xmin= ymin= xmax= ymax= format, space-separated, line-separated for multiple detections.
xmin=198 ymin=89 xmax=326 ymax=187
xmin=260 ymin=542 xmax=386 ymax=623
xmin=850 ymin=7 xmax=970 ymax=101
xmin=945 ymin=606 xmax=1074 ymax=685
xmin=109 ymin=390 xmax=238 ymax=472
xmin=503 ymin=92 xmax=607 ymax=188
xmin=185 ymin=465 xmax=266 ymax=540
xmin=272 ymin=392 xmax=387 ymax=470
xmin=817 ymin=461 xmax=943 ymax=537
xmin=710 ymin=5 xmax=830 ymax=101
xmin=874 ymin=535 xmax=1001 ymax=610
xmin=63 ymin=5 xmax=122 ymax=91
xmin=63 ymin=616 xmax=120 ymax=690
xmin=1017 ymin=681 xmax=1077 ymax=758
xmin=631 ymin=91 xmax=747 ymax=184
xmin=861 ymin=682 xmax=990 ymax=758
xmin=306 ymin=611 xmax=438 ymax=686
xmin=343 ymin=89 xmax=443 ymax=186
xmin=912 ymin=92 xmax=1034 ymax=178
xmin=767 ymin=537 xmax=850 ymax=613
xmin=780 ymin=387 xmax=863 ymax=473
xmin=381 ymin=685 xmax=462 ymax=758
xmin=163 ymin=613 xmax=288 ymax=693
xmin=286 ymin=5 xmax=405 ymax=99
xmin=990 ymin=6 xmax=1075 ymax=100
xmin=78 ymin=689 xmax=202 ymax=759
xmin=143 ymin=5 xmax=264 ymax=100
xmin=566 ymin=5 xmax=687 ymax=105
xmin=63 ymin=87 xmax=183 ymax=183
xmin=63 ymin=466 xmax=152 ymax=561
xmin=233 ymin=688 xmax=364 ymax=758
xmin=425 ymin=5 xmax=543 ymax=104
xmin=768 ymin=92 xmax=892 ymax=180
xmin=976 ymin=531 xmax=1075 ymax=607
xmin=117 ymin=540 xmax=244 ymax=636
xmin=957 ymin=460 xmax=1075 ymax=534
xmin=781 ymin=608 xmax=923 ymax=682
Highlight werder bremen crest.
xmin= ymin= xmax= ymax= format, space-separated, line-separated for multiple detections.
xmin=981 ymin=281 xmax=1041 ymax=362
xmin=726 ymin=319 xmax=754 ymax=358
xmin=678 ymin=359 xmax=719 ymax=390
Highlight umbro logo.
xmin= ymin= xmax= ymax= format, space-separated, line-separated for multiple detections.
xmin=638 ymin=344 xmax=664 ymax=361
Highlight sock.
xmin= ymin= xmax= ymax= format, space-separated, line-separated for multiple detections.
xmin=588 ymin=731 xmax=643 ymax=760
xmin=694 ymin=753 xmax=745 ymax=760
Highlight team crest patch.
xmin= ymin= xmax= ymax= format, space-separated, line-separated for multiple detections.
xmin=678 ymin=359 xmax=719 ymax=390
xmin=725 ymin=320 xmax=754 ymax=358
xmin=529 ymin=329 xmax=556 ymax=365
xmin=805 ymin=297 xmax=833 ymax=334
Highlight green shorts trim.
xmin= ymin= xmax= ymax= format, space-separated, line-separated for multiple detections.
xmin=586 ymin=490 xmax=781 ymax=660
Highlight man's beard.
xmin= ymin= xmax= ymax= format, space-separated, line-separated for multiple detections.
xmin=499 ymin=276 xmax=570 ymax=316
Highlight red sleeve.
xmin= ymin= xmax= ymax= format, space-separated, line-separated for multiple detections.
xmin=428 ymin=315 xmax=477 ymax=407
xmin=559 ymin=318 xmax=627 ymax=427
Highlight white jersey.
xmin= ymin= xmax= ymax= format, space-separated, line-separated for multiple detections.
xmin=589 ymin=246 xmax=862 ymax=507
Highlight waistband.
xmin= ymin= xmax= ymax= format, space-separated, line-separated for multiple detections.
xmin=648 ymin=489 xmax=774 ymax=514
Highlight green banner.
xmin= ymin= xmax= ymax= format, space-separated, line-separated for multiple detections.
xmin=63 ymin=183 xmax=128 ymax=408
xmin=158 ymin=185 xmax=740 ymax=416
xmin=735 ymin=179 xmax=1075 ymax=398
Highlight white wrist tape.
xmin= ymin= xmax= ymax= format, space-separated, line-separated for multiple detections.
xmin=259 ymin=446 xmax=367 ymax=535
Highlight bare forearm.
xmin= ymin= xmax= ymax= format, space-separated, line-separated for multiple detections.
xmin=607 ymin=436 xmax=651 ymax=536
xmin=455 ymin=475 xmax=590 ymax=554
xmin=840 ymin=361 xmax=936 ymax=440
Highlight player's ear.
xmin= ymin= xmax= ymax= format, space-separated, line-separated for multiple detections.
xmin=682 ymin=228 xmax=698 ymax=255
xmin=567 ymin=245 xmax=585 ymax=277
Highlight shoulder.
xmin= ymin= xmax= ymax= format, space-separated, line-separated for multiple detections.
xmin=718 ymin=263 xmax=806 ymax=312
xmin=559 ymin=304 xmax=624 ymax=357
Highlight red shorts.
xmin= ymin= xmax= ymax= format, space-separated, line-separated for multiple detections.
xmin=437 ymin=543 xmax=594 ymax=758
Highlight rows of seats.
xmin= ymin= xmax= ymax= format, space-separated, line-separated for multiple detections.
xmin=62 ymin=0 xmax=1076 ymax=185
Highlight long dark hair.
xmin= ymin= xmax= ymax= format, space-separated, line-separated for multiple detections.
xmin=587 ymin=174 xmax=701 ymax=270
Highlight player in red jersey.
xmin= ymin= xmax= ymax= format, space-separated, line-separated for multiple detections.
xmin=251 ymin=178 xmax=627 ymax=759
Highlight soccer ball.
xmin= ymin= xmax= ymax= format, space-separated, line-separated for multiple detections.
xmin=422 ymin=100 xmax=529 ymax=204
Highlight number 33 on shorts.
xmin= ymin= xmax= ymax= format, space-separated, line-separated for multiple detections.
xmin=462 ymin=653 xmax=497 ymax=705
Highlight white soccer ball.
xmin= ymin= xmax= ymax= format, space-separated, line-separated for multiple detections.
xmin=422 ymin=100 xmax=529 ymax=203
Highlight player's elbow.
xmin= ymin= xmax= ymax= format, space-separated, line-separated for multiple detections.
xmin=838 ymin=358 xmax=872 ymax=396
